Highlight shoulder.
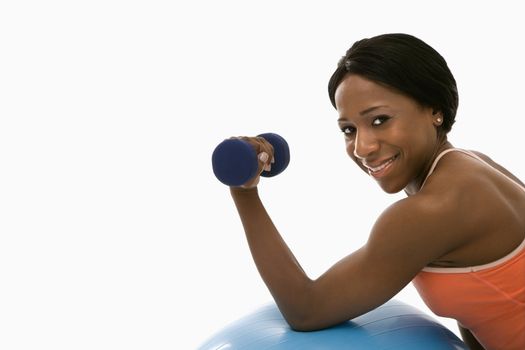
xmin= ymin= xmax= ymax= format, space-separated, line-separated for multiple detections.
xmin=366 ymin=149 xmax=515 ymax=266
xmin=371 ymin=195 xmax=452 ymax=240
xmin=373 ymin=192 xmax=465 ymax=234
xmin=365 ymin=191 xmax=472 ymax=270
xmin=470 ymin=150 xmax=525 ymax=188
xmin=426 ymin=148 xmax=523 ymax=192
xmin=423 ymin=148 xmax=524 ymax=220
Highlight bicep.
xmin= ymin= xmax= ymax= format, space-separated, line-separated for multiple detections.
xmin=308 ymin=244 xmax=419 ymax=329
xmin=303 ymin=199 xmax=462 ymax=330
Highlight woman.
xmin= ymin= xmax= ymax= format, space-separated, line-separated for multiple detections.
xmin=228 ymin=33 xmax=525 ymax=350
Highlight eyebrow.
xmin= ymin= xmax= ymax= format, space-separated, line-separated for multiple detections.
xmin=338 ymin=105 xmax=388 ymax=122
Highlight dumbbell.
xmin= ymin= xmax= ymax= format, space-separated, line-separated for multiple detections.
xmin=212 ymin=133 xmax=290 ymax=186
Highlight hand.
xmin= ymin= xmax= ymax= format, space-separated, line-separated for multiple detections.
xmin=232 ymin=136 xmax=275 ymax=189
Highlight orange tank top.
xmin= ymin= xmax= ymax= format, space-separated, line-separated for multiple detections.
xmin=412 ymin=148 xmax=525 ymax=350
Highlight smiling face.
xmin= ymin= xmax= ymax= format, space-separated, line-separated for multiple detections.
xmin=335 ymin=74 xmax=447 ymax=194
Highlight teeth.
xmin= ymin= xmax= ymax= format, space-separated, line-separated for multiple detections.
xmin=367 ymin=156 xmax=395 ymax=173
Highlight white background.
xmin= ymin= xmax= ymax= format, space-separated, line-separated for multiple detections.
xmin=1 ymin=1 xmax=524 ymax=349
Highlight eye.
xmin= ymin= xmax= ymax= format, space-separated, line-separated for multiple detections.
xmin=340 ymin=126 xmax=356 ymax=136
xmin=372 ymin=115 xmax=390 ymax=126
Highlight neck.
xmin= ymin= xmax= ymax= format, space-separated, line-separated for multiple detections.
xmin=404 ymin=138 xmax=452 ymax=196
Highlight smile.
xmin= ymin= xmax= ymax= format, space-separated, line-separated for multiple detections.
xmin=364 ymin=155 xmax=398 ymax=178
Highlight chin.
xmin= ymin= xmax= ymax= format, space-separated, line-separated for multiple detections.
xmin=377 ymin=180 xmax=405 ymax=194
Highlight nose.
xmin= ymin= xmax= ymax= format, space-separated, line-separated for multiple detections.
xmin=352 ymin=129 xmax=379 ymax=159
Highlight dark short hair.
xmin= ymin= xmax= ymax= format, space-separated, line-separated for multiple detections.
xmin=328 ymin=33 xmax=458 ymax=133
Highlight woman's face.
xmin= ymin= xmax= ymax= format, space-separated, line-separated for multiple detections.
xmin=335 ymin=74 xmax=443 ymax=194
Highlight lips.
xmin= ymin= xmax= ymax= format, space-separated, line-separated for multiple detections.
xmin=364 ymin=155 xmax=398 ymax=177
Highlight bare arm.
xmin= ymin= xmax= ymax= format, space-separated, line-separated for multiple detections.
xmin=458 ymin=323 xmax=486 ymax=350
xmin=227 ymin=137 xmax=472 ymax=331
xmin=230 ymin=187 xmax=313 ymax=326
xmin=230 ymin=185 xmax=467 ymax=331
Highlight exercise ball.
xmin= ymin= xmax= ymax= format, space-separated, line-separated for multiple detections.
xmin=198 ymin=299 xmax=467 ymax=349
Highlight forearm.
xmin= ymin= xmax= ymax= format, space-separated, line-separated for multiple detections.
xmin=230 ymin=187 xmax=312 ymax=325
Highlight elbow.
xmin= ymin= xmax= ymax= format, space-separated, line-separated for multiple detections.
xmin=287 ymin=319 xmax=321 ymax=332
xmin=281 ymin=300 xmax=351 ymax=332
xmin=280 ymin=292 xmax=329 ymax=332
xmin=277 ymin=281 xmax=343 ymax=332
xmin=279 ymin=286 xmax=321 ymax=331
xmin=284 ymin=312 xmax=313 ymax=332
xmin=285 ymin=312 xmax=335 ymax=332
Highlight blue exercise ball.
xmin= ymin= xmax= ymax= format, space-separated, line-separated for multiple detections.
xmin=198 ymin=299 xmax=467 ymax=350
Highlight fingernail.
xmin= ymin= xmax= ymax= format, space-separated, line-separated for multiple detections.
xmin=258 ymin=152 xmax=269 ymax=162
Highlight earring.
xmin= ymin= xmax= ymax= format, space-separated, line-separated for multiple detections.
xmin=436 ymin=117 xmax=443 ymax=125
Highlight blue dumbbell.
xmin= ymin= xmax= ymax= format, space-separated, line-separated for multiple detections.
xmin=212 ymin=133 xmax=290 ymax=186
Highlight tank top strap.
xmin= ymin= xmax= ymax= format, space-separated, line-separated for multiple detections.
xmin=420 ymin=148 xmax=460 ymax=189
xmin=421 ymin=148 xmax=525 ymax=192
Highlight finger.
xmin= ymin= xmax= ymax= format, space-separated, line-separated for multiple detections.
xmin=258 ymin=151 xmax=273 ymax=172
xmin=231 ymin=136 xmax=274 ymax=185
xmin=255 ymin=137 xmax=275 ymax=160
xmin=237 ymin=136 xmax=275 ymax=163
xmin=258 ymin=151 xmax=269 ymax=163
xmin=239 ymin=150 xmax=268 ymax=189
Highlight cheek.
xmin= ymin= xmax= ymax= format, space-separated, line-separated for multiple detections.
xmin=391 ymin=120 xmax=433 ymax=151
xmin=344 ymin=139 xmax=354 ymax=157
xmin=412 ymin=124 xmax=438 ymax=149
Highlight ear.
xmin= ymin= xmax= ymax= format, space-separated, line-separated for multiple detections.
xmin=432 ymin=110 xmax=444 ymax=126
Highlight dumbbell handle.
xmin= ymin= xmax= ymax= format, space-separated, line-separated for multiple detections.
xmin=212 ymin=133 xmax=290 ymax=186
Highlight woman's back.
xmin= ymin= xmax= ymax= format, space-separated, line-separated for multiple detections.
xmin=413 ymin=148 xmax=525 ymax=350
xmin=417 ymin=148 xmax=525 ymax=268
